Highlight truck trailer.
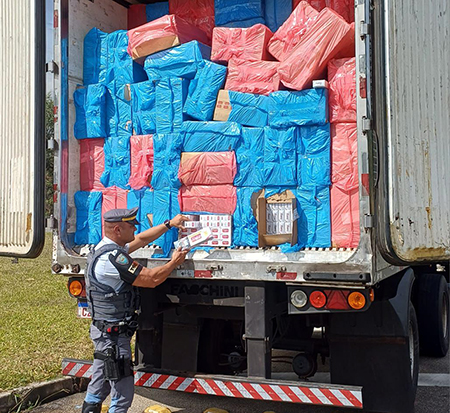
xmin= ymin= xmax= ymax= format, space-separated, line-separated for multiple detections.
xmin=0 ymin=0 xmax=449 ymax=412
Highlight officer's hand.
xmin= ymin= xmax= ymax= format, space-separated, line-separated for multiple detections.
xmin=171 ymin=247 xmax=188 ymax=265
xmin=169 ymin=214 xmax=189 ymax=229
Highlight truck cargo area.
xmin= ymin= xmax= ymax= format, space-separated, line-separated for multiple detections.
xmin=51 ymin=0 xmax=375 ymax=286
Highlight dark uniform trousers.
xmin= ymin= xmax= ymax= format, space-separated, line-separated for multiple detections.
xmin=85 ymin=324 xmax=134 ymax=413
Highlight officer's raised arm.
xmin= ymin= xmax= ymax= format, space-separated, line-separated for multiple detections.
xmin=127 ymin=214 xmax=189 ymax=253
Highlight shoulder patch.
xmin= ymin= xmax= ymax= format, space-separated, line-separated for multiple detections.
xmin=116 ymin=253 xmax=129 ymax=266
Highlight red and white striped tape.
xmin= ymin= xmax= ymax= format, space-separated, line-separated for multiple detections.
xmin=62 ymin=360 xmax=363 ymax=409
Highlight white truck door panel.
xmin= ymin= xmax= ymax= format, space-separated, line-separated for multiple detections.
xmin=0 ymin=0 xmax=46 ymax=257
xmin=374 ymin=0 xmax=450 ymax=263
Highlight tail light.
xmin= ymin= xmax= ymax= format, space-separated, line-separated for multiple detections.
xmin=68 ymin=278 xmax=86 ymax=298
xmin=348 ymin=291 xmax=366 ymax=310
xmin=310 ymin=291 xmax=327 ymax=309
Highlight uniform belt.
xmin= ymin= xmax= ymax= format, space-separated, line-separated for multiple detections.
xmin=93 ymin=319 xmax=137 ymax=336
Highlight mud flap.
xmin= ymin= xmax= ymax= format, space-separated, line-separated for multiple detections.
xmin=329 ymin=269 xmax=417 ymax=413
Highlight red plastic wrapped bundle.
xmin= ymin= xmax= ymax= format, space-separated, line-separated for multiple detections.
xmin=327 ymin=0 xmax=354 ymax=23
xmin=211 ymin=24 xmax=273 ymax=64
xmin=293 ymin=0 xmax=326 ymax=10
xmin=328 ymin=57 xmax=356 ymax=123
xmin=278 ymin=8 xmax=355 ymax=91
xmin=331 ymin=185 xmax=359 ymax=248
xmin=268 ymin=1 xmax=319 ymax=62
xmin=178 ymin=152 xmax=237 ymax=186
xmin=179 ymin=185 xmax=237 ymax=214
xmin=129 ymin=135 xmax=154 ymax=190
xmin=101 ymin=187 xmax=128 ymax=235
xmin=127 ymin=15 xmax=210 ymax=61
xmin=225 ymin=58 xmax=280 ymax=95
xmin=331 ymin=123 xmax=358 ymax=190
xmin=293 ymin=0 xmax=354 ymax=23
xmin=79 ymin=139 xmax=105 ymax=192
xmin=128 ymin=5 xmax=147 ymax=30
xmin=169 ymin=0 xmax=215 ymax=42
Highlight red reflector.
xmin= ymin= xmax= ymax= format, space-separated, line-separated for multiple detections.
xmin=324 ymin=290 xmax=350 ymax=310
xmin=361 ymin=173 xmax=370 ymax=196
xmin=276 ymin=272 xmax=297 ymax=280
xmin=310 ymin=291 xmax=327 ymax=309
xmin=194 ymin=270 xmax=212 ymax=278
xmin=359 ymin=76 xmax=367 ymax=98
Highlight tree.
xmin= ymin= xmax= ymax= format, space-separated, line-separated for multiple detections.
xmin=45 ymin=93 xmax=54 ymax=218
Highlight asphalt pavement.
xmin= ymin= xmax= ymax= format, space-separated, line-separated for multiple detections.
xmin=29 ymin=352 xmax=449 ymax=413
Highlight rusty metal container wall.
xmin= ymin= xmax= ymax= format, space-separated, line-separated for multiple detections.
xmin=0 ymin=0 xmax=45 ymax=256
xmin=384 ymin=0 xmax=450 ymax=262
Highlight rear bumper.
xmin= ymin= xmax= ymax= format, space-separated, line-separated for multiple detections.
xmin=62 ymin=358 xmax=363 ymax=409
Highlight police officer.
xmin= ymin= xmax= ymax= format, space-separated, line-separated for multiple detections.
xmin=82 ymin=207 xmax=188 ymax=413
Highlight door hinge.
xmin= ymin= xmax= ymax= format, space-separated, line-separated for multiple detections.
xmin=46 ymin=216 xmax=57 ymax=230
xmin=364 ymin=214 xmax=374 ymax=229
xmin=267 ymin=265 xmax=287 ymax=273
xmin=47 ymin=139 xmax=58 ymax=150
xmin=360 ymin=23 xmax=370 ymax=38
xmin=205 ymin=264 xmax=223 ymax=272
xmin=45 ymin=60 xmax=58 ymax=74
xmin=362 ymin=117 xmax=372 ymax=133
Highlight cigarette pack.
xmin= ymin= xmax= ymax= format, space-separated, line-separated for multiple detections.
xmin=174 ymin=226 xmax=214 ymax=250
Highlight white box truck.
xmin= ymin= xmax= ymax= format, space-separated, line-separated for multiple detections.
xmin=0 ymin=1 xmax=448 ymax=412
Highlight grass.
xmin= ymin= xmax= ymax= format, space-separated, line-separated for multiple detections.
xmin=0 ymin=233 xmax=93 ymax=391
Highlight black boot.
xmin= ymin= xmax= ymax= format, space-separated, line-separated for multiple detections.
xmin=82 ymin=401 xmax=102 ymax=413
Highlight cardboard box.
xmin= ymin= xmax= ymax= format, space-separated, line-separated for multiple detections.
xmin=127 ymin=15 xmax=210 ymax=61
xmin=178 ymin=214 xmax=233 ymax=247
xmin=213 ymin=90 xmax=232 ymax=121
xmin=312 ymin=79 xmax=329 ymax=89
xmin=256 ymin=190 xmax=298 ymax=246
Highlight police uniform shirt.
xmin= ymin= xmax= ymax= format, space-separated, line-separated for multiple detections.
xmin=94 ymin=237 xmax=129 ymax=293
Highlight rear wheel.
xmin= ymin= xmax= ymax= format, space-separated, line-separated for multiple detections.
xmin=408 ymin=303 xmax=419 ymax=394
xmin=417 ymin=274 xmax=449 ymax=357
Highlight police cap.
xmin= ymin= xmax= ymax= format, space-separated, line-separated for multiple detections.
xmin=103 ymin=207 xmax=139 ymax=226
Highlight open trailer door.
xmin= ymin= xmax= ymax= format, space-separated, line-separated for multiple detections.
xmin=373 ymin=0 xmax=450 ymax=265
xmin=0 ymin=0 xmax=46 ymax=258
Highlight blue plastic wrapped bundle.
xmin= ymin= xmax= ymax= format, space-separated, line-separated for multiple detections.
xmin=83 ymin=28 xmax=108 ymax=85
xmin=296 ymin=186 xmax=331 ymax=248
xmin=146 ymin=2 xmax=169 ymax=22
xmin=106 ymin=30 xmax=147 ymax=88
xmin=221 ymin=17 xmax=266 ymax=28
xmin=105 ymin=82 xmax=133 ymax=137
xmin=228 ymin=91 xmax=269 ymax=127
xmin=100 ymin=135 xmax=131 ymax=189
xmin=215 ymin=0 xmax=264 ymax=26
xmin=264 ymin=0 xmax=292 ymax=32
xmin=128 ymin=80 xmax=156 ymax=135
xmin=155 ymin=78 xmax=190 ymax=133
xmin=184 ymin=61 xmax=227 ymax=121
xmin=233 ymin=187 xmax=261 ymax=247
xmin=297 ymin=125 xmax=331 ymax=187
xmin=127 ymin=188 xmax=154 ymax=233
xmin=152 ymin=188 xmax=181 ymax=257
xmin=263 ymin=127 xmax=297 ymax=187
xmin=144 ymin=41 xmax=211 ymax=80
xmin=151 ymin=133 xmax=183 ymax=190
xmin=269 ymin=88 xmax=328 ymax=128
xmin=234 ymin=127 xmax=264 ymax=187
xmin=74 ymin=191 xmax=102 ymax=245
xmin=181 ymin=121 xmax=241 ymax=152
xmin=74 ymin=84 xmax=108 ymax=139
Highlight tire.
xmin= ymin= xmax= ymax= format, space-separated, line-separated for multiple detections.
xmin=408 ymin=303 xmax=420 ymax=398
xmin=417 ymin=274 xmax=450 ymax=357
